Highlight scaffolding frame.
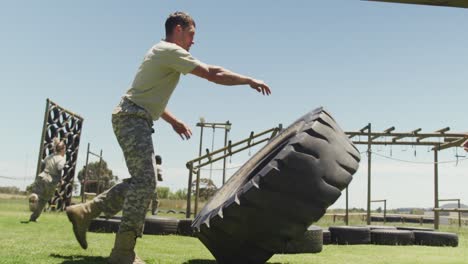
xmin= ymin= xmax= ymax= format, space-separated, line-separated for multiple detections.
xmin=185 ymin=125 xmax=282 ymax=218
xmin=81 ymin=143 xmax=103 ymax=202
xmin=345 ymin=124 xmax=468 ymax=229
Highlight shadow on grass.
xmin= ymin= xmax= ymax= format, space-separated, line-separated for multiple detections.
xmin=183 ymin=260 xmax=217 ymax=264
xmin=50 ymin=253 xmax=107 ymax=264
xmin=184 ymin=260 xmax=281 ymax=264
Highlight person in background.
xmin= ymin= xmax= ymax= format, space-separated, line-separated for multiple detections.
xmin=28 ymin=138 xmax=66 ymax=222
xmin=150 ymin=155 xmax=163 ymax=216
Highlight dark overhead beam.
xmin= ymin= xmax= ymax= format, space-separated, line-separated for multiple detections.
xmin=371 ymin=126 xmax=395 ymax=140
xmin=436 ymin=127 xmax=450 ymax=133
xmin=364 ymin=0 xmax=468 ymax=8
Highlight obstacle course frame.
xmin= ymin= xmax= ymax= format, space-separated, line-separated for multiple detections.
xmin=35 ymin=98 xmax=84 ymax=211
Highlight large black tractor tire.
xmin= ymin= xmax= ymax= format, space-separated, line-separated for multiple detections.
xmin=281 ymin=225 xmax=323 ymax=254
xmin=143 ymin=216 xmax=179 ymax=235
xmin=413 ymin=231 xmax=458 ymax=247
xmin=370 ymin=229 xmax=414 ymax=245
xmin=89 ymin=216 xmax=179 ymax=235
xmin=322 ymin=229 xmax=331 ymax=245
xmin=192 ymin=108 xmax=361 ymax=264
xmin=329 ymin=226 xmax=371 ymax=245
xmin=88 ymin=218 xmax=120 ymax=233
xmin=364 ymin=225 xmax=397 ymax=230
xmin=178 ymin=219 xmax=195 ymax=236
xmin=396 ymin=226 xmax=434 ymax=232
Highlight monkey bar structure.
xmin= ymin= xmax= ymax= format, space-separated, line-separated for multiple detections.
xmin=345 ymin=124 xmax=468 ymax=229
xmin=196 ymin=120 xmax=232 ymax=186
xmin=437 ymin=198 xmax=464 ymax=227
xmin=81 ymin=143 xmax=104 ymax=202
xmin=185 ymin=125 xmax=283 ymax=218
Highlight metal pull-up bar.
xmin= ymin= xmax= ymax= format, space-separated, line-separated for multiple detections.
xmin=185 ymin=125 xmax=282 ymax=218
xmin=344 ymin=125 xmax=468 ymax=229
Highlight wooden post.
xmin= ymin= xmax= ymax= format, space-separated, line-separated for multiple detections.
xmin=434 ymin=149 xmax=439 ymax=230
xmin=194 ymin=169 xmax=201 ymax=216
xmin=383 ymin=200 xmax=387 ymax=224
xmin=36 ymin=99 xmax=50 ymax=181
xmin=81 ymin=143 xmax=90 ymax=203
xmin=186 ymin=163 xmax=193 ymax=219
xmin=345 ymin=187 xmax=349 ymax=225
xmin=367 ymin=123 xmax=372 ymax=225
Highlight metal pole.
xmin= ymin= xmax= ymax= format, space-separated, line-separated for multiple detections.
xmin=367 ymin=123 xmax=372 ymax=225
xmin=434 ymin=149 xmax=439 ymax=230
xmin=458 ymin=199 xmax=461 ymax=228
xmin=222 ymin=121 xmax=230 ymax=185
xmin=194 ymin=169 xmax=200 ymax=216
xmin=345 ymin=187 xmax=349 ymax=225
xmin=194 ymin=126 xmax=204 ymax=217
xmin=82 ymin=143 xmax=90 ymax=203
xmin=198 ymin=126 xmax=204 ymax=166
xmin=36 ymin=99 xmax=50 ymax=180
xmin=97 ymin=149 xmax=103 ymax=194
xmin=384 ymin=200 xmax=387 ymax=224
xmin=186 ymin=163 xmax=193 ymax=219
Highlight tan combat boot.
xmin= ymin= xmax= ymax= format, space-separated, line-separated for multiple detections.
xmin=66 ymin=201 xmax=101 ymax=249
xmin=108 ymin=231 xmax=145 ymax=264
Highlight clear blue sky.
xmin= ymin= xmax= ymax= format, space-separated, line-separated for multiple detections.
xmin=1 ymin=0 xmax=467 ymax=209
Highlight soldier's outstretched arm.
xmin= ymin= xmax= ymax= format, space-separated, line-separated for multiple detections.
xmin=161 ymin=109 xmax=192 ymax=140
xmin=190 ymin=64 xmax=271 ymax=96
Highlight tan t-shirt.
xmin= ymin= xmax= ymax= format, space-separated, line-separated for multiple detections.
xmin=125 ymin=41 xmax=202 ymax=120
xmin=39 ymin=154 xmax=66 ymax=182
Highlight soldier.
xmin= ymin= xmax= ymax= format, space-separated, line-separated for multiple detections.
xmin=150 ymin=155 xmax=163 ymax=216
xmin=28 ymin=138 xmax=66 ymax=222
xmin=66 ymin=11 xmax=271 ymax=264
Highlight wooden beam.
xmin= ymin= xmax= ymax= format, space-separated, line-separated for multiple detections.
xmin=432 ymin=137 xmax=467 ymax=151
xmin=433 ymin=208 xmax=468 ymax=213
xmin=371 ymin=126 xmax=395 ymax=140
xmin=436 ymin=127 xmax=450 ymax=133
xmin=365 ymin=0 xmax=468 ymax=8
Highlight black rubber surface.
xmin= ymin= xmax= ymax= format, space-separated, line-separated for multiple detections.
xmin=192 ymin=108 xmax=361 ymax=264
xmin=88 ymin=218 xmax=120 ymax=233
xmin=143 ymin=216 xmax=179 ymax=235
xmin=329 ymin=226 xmax=371 ymax=245
xmin=370 ymin=229 xmax=414 ymax=245
xmin=396 ymin=226 xmax=435 ymax=232
xmin=281 ymin=225 xmax=323 ymax=254
xmin=89 ymin=216 xmax=179 ymax=235
xmin=413 ymin=231 xmax=458 ymax=247
xmin=364 ymin=225 xmax=397 ymax=230
xmin=178 ymin=219 xmax=195 ymax=236
xmin=322 ymin=229 xmax=331 ymax=245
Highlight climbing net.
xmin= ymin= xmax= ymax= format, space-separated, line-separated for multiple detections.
xmin=36 ymin=99 xmax=84 ymax=211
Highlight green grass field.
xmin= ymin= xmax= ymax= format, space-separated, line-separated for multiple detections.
xmin=1 ymin=196 xmax=467 ymax=264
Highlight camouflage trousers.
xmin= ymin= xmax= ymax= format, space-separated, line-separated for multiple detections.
xmin=92 ymin=97 xmax=157 ymax=237
xmin=150 ymin=191 xmax=159 ymax=215
xmin=30 ymin=173 xmax=59 ymax=220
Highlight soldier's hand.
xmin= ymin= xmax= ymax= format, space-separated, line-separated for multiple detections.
xmin=172 ymin=120 xmax=192 ymax=140
xmin=249 ymin=79 xmax=271 ymax=96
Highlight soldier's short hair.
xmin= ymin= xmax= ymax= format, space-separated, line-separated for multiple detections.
xmin=165 ymin=11 xmax=196 ymax=37
xmin=52 ymin=138 xmax=66 ymax=154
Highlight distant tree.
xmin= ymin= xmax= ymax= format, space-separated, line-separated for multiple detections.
xmin=410 ymin=208 xmax=424 ymax=215
xmin=157 ymin=187 xmax=170 ymax=199
xmin=376 ymin=207 xmax=382 ymax=213
xmin=0 ymin=186 xmax=23 ymax=195
xmin=191 ymin=178 xmax=217 ymax=201
xmin=169 ymin=188 xmax=188 ymax=200
xmin=77 ymin=160 xmax=118 ymax=194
